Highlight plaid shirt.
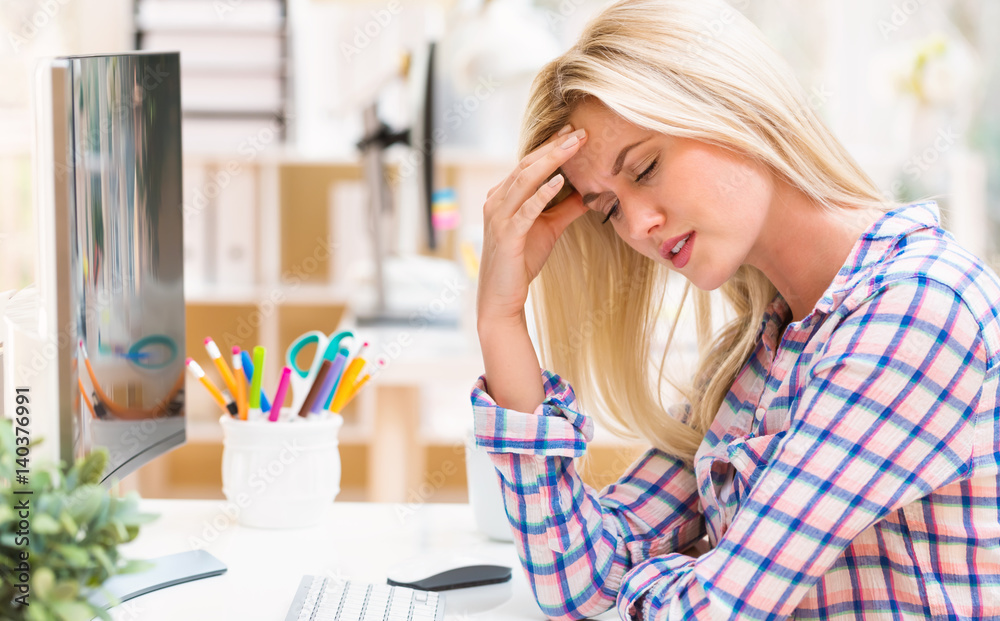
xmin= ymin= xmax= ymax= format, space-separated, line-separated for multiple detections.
xmin=471 ymin=201 xmax=1000 ymax=620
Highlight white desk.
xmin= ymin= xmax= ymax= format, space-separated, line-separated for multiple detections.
xmin=110 ymin=500 xmax=617 ymax=620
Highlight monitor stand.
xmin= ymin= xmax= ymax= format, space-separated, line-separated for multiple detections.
xmin=87 ymin=550 xmax=227 ymax=609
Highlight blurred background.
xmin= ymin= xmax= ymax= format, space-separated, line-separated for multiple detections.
xmin=0 ymin=0 xmax=998 ymax=503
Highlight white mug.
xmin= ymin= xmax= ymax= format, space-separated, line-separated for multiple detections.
xmin=464 ymin=430 xmax=514 ymax=542
xmin=220 ymin=412 xmax=342 ymax=529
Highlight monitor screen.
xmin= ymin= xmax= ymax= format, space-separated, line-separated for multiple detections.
xmin=34 ymin=52 xmax=186 ymax=484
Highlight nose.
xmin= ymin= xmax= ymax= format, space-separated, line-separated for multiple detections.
xmin=621 ymin=194 xmax=664 ymax=241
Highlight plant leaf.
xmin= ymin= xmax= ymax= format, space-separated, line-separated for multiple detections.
xmin=54 ymin=544 xmax=90 ymax=567
xmin=31 ymin=566 xmax=56 ymax=601
xmin=120 ymin=559 xmax=155 ymax=575
xmin=32 ymin=469 xmax=54 ymax=493
xmin=91 ymin=604 xmax=114 ymax=621
xmin=66 ymin=486 xmax=103 ymax=526
xmin=52 ymin=579 xmax=79 ymax=600
xmin=76 ymin=450 xmax=107 ymax=487
xmin=24 ymin=602 xmax=50 ymax=621
xmin=50 ymin=599 xmax=99 ymax=621
xmin=60 ymin=512 xmax=80 ymax=538
xmin=90 ymin=546 xmax=114 ymax=576
xmin=33 ymin=513 xmax=61 ymax=534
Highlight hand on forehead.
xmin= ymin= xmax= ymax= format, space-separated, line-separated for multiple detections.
xmin=559 ymin=101 xmax=658 ymax=203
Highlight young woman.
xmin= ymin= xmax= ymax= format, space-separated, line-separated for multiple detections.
xmin=471 ymin=0 xmax=1000 ymax=619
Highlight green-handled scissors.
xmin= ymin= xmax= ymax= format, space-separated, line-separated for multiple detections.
xmin=285 ymin=329 xmax=355 ymax=414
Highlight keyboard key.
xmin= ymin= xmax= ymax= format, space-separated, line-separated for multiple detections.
xmin=286 ymin=577 xmax=443 ymax=621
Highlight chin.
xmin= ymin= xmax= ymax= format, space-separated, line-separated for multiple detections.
xmin=684 ymin=267 xmax=732 ymax=292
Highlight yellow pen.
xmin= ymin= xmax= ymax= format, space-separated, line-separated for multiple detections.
xmin=232 ymin=346 xmax=248 ymax=420
xmin=186 ymin=357 xmax=232 ymax=416
xmin=205 ymin=337 xmax=239 ymax=403
xmin=329 ymin=342 xmax=369 ymax=414
xmin=335 ymin=357 xmax=384 ymax=412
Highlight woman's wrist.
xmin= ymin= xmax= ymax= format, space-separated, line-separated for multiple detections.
xmin=477 ymin=308 xmax=545 ymax=412
xmin=477 ymin=309 xmax=528 ymax=341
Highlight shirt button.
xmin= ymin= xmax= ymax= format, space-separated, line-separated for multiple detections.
xmin=755 ymin=406 xmax=766 ymax=421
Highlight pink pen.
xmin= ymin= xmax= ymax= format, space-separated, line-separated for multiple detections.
xmin=269 ymin=366 xmax=292 ymax=422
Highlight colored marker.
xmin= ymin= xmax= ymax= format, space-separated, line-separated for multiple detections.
xmin=297 ymin=359 xmax=332 ymax=418
xmin=185 ymin=357 xmax=232 ymax=416
xmin=205 ymin=338 xmax=239 ymax=404
xmin=329 ymin=343 xmax=369 ymax=414
xmin=240 ymin=350 xmax=272 ymax=412
xmin=248 ymin=346 xmax=265 ymax=418
xmin=321 ymin=347 xmax=350 ymax=410
xmin=310 ymin=357 xmax=340 ymax=416
xmin=269 ymin=367 xmax=292 ymax=422
xmin=335 ymin=357 xmax=383 ymax=413
xmin=232 ymin=346 xmax=248 ymax=420
xmin=338 ymin=374 xmax=371 ymax=411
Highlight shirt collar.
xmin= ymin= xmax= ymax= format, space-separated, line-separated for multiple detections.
xmin=759 ymin=200 xmax=941 ymax=335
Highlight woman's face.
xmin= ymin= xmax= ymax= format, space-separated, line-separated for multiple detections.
xmin=560 ymin=100 xmax=776 ymax=291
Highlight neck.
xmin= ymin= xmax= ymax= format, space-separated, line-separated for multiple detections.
xmin=748 ymin=181 xmax=882 ymax=323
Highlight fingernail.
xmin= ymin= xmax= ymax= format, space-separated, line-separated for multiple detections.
xmin=557 ymin=124 xmax=572 ymax=136
xmin=547 ymin=174 xmax=562 ymax=187
xmin=560 ymin=135 xmax=579 ymax=149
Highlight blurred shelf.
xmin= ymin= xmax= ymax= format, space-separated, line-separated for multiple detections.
xmin=179 ymin=145 xmax=517 ymax=169
xmin=184 ymin=283 xmax=352 ymax=305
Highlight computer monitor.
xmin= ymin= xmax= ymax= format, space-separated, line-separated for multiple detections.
xmin=34 ymin=51 xmax=186 ymax=485
xmin=355 ymin=40 xmax=452 ymax=325
xmin=411 ymin=40 xmax=437 ymax=254
xmin=32 ymin=51 xmax=225 ymax=607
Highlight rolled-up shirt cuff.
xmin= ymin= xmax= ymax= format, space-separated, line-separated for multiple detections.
xmin=616 ymin=554 xmax=694 ymax=619
xmin=470 ymin=368 xmax=594 ymax=457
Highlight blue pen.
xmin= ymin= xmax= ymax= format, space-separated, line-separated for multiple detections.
xmin=322 ymin=347 xmax=350 ymax=410
xmin=241 ymin=350 xmax=272 ymax=413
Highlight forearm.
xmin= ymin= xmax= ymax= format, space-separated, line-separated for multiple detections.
xmin=489 ymin=452 xmax=632 ymax=620
xmin=470 ymin=371 xmax=707 ymax=619
xmin=477 ymin=311 xmax=545 ymax=413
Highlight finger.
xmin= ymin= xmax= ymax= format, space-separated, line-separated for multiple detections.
xmin=486 ymin=181 xmax=503 ymax=201
xmin=503 ymin=130 xmax=587 ymax=215
xmin=489 ymin=124 xmax=576 ymax=204
xmin=511 ymin=173 xmax=579 ymax=235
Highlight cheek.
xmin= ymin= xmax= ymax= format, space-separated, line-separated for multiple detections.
xmin=713 ymin=160 xmax=766 ymax=201
xmin=667 ymin=144 xmax=769 ymax=208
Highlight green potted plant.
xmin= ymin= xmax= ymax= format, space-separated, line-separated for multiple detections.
xmin=0 ymin=420 xmax=157 ymax=621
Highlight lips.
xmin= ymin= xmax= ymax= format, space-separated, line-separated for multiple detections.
xmin=660 ymin=231 xmax=694 ymax=262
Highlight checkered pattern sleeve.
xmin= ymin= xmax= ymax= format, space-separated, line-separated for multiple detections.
xmin=617 ymin=276 xmax=986 ymax=620
xmin=471 ymin=369 xmax=705 ymax=619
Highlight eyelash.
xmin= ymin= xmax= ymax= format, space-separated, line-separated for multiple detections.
xmin=602 ymin=159 xmax=658 ymax=224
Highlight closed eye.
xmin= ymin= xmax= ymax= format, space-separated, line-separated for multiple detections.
xmin=601 ymin=159 xmax=658 ymax=225
xmin=635 ymin=158 xmax=657 ymax=183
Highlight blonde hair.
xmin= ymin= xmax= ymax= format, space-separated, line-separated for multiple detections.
xmin=522 ymin=0 xmax=903 ymax=465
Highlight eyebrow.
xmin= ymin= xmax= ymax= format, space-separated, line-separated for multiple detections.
xmin=580 ymin=137 xmax=651 ymax=205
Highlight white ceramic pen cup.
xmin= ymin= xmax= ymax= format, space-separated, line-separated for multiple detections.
xmin=464 ymin=430 xmax=515 ymax=542
xmin=220 ymin=411 xmax=342 ymax=529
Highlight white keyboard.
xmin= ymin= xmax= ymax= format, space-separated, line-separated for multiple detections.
xmin=285 ymin=576 xmax=445 ymax=621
